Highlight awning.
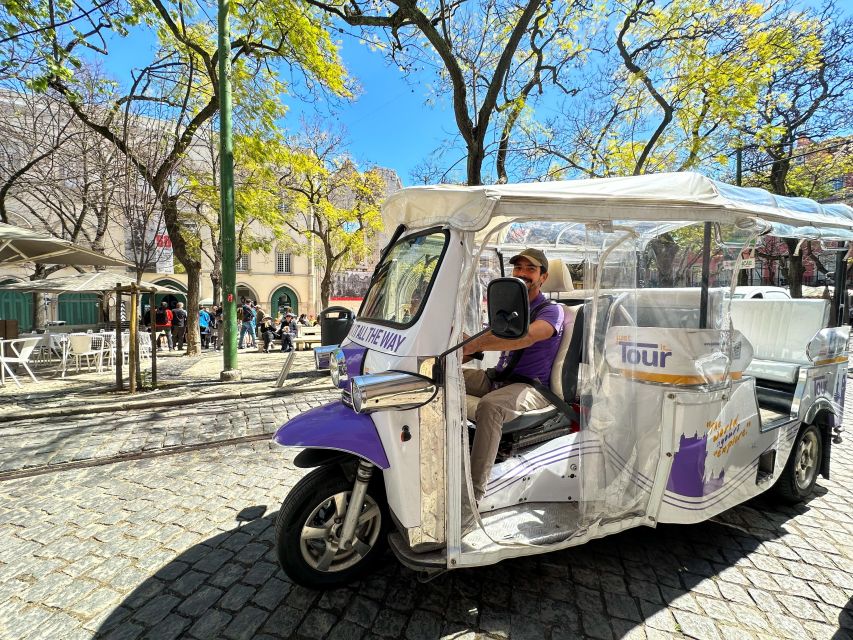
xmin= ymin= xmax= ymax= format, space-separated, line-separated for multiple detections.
xmin=382 ymin=172 xmax=853 ymax=240
xmin=0 ymin=223 xmax=132 ymax=267
xmin=0 ymin=271 xmax=181 ymax=294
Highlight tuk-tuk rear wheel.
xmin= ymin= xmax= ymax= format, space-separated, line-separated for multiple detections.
xmin=773 ymin=424 xmax=822 ymax=504
xmin=275 ymin=465 xmax=389 ymax=589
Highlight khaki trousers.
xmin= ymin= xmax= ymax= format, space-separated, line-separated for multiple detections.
xmin=463 ymin=368 xmax=551 ymax=501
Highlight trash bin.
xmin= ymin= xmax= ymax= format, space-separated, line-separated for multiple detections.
xmin=319 ymin=306 xmax=354 ymax=346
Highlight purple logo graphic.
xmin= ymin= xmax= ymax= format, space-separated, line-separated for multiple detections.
xmin=814 ymin=375 xmax=828 ymax=397
xmin=351 ymin=323 xmax=407 ymax=352
xmin=667 ymin=433 xmax=725 ymax=498
xmin=619 ymin=341 xmax=672 ymax=368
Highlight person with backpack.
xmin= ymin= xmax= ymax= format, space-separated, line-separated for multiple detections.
xmin=239 ymin=300 xmax=257 ymax=349
xmin=460 ymin=248 xmax=566 ymax=503
xmin=199 ymin=306 xmax=211 ymax=349
xmin=155 ymin=301 xmax=174 ymax=351
xmin=172 ymin=302 xmax=188 ymax=350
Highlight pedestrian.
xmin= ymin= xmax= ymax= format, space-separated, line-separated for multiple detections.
xmin=253 ymin=302 xmax=265 ymax=341
xmin=239 ymin=299 xmax=257 ymax=349
xmin=154 ymin=301 xmax=174 ymax=351
xmin=298 ymin=313 xmax=309 ymax=326
xmin=199 ymin=305 xmax=211 ymax=349
xmin=260 ymin=316 xmax=277 ymax=353
xmin=277 ymin=312 xmax=296 ymax=352
xmin=172 ymin=302 xmax=188 ymax=350
xmin=214 ymin=305 xmax=224 ymax=350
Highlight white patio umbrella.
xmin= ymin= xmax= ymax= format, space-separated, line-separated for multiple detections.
xmin=0 ymin=223 xmax=131 ymax=267
xmin=0 ymin=271 xmax=181 ymax=294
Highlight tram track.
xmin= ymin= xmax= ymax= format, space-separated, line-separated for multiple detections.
xmin=0 ymin=431 xmax=280 ymax=482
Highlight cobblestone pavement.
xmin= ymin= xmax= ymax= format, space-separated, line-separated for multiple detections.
xmin=0 ymin=442 xmax=853 ymax=640
xmin=0 ymin=387 xmax=339 ymax=474
xmin=0 ymin=349 xmax=321 ymax=415
xmin=0 ymin=419 xmax=851 ymax=638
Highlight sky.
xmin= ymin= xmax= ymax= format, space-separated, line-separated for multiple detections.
xmin=98 ymin=25 xmax=455 ymax=186
xmin=95 ymin=0 xmax=851 ymax=188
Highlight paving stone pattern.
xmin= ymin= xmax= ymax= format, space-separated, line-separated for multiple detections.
xmin=1 ymin=349 xmax=853 ymax=639
xmin=0 ymin=417 xmax=851 ymax=639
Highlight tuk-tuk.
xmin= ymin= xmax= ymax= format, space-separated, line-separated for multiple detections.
xmin=272 ymin=172 xmax=851 ymax=588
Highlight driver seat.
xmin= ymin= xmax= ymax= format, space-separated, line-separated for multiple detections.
xmin=466 ymin=258 xmax=583 ymax=435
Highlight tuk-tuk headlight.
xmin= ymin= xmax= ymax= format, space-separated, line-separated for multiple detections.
xmin=329 ymin=348 xmax=347 ymax=387
xmin=350 ymin=371 xmax=437 ymax=414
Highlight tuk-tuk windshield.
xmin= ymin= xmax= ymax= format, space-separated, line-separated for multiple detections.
xmin=359 ymin=229 xmax=449 ymax=327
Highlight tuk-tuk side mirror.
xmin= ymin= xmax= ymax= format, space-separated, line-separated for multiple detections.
xmin=487 ymin=277 xmax=530 ymax=339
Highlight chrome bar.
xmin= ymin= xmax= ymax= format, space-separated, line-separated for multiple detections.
xmin=351 ymin=371 xmax=437 ymax=413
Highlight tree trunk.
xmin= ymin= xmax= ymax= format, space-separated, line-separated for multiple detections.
xmin=647 ymin=235 xmax=679 ymax=287
xmin=31 ymin=264 xmax=46 ymax=329
xmin=784 ymin=239 xmax=805 ymax=298
xmin=467 ymin=140 xmax=484 ymax=186
xmin=184 ymin=265 xmax=202 ymax=354
xmin=320 ymin=269 xmax=332 ymax=310
xmin=160 ymin=194 xmax=202 ymax=355
xmin=210 ymin=254 xmax=222 ymax=305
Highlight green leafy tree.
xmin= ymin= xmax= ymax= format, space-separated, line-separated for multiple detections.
xmin=183 ymin=128 xmax=289 ymax=303
xmin=304 ymin=0 xmax=589 ymax=186
xmin=278 ymin=124 xmax=385 ymax=307
xmin=736 ymin=2 xmax=853 ymax=297
xmin=527 ymin=0 xmax=809 ymax=179
xmin=1 ymin=0 xmax=351 ymax=353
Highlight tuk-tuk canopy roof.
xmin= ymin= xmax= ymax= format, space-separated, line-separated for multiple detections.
xmin=384 ymin=172 xmax=853 ymax=240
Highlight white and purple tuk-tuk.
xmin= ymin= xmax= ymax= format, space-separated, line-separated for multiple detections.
xmin=272 ymin=173 xmax=850 ymax=588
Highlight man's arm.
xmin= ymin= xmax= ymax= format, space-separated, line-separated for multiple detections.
xmin=462 ymin=319 xmax=556 ymax=356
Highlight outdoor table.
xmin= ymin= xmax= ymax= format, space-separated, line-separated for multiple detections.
xmin=0 ymin=336 xmax=42 ymax=387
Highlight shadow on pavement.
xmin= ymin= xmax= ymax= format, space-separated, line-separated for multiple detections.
xmin=93 ymin=484 xmax=847 ymax=640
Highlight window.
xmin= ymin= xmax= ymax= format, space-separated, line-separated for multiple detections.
xmin=236 ymin=254 xmax=249 ymax=272
xmin=276 ymin=252 xmax=292 ymax=274
xmin=360 ymin=230 xmax=448 ymax=327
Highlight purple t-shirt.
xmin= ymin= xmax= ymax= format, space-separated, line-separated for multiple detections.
xmin=495 ymin=293 xmax=565 ymax=388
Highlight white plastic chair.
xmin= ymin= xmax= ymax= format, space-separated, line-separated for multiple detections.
xmin=62 ymin=334 xmax=107 ymax=377
xmin=138 ymin=332 xmax=152 ymax=360
xmin=0 ymin=337 xmax=42 ymax=387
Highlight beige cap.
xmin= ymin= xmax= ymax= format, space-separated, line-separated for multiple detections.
xmin=509 ymin=248 xmax=548 ymax=271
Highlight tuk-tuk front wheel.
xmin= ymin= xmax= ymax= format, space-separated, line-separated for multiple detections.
xmin=275 ymin=465 xmax=388 ymax=589
xmin=774 ymin=424 xmax=822 ymax=504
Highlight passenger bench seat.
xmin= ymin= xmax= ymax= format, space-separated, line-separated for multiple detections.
xmin=729 ymin=299 xmax=829 ymax=384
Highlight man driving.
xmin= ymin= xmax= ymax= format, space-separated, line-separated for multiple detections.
xmin=462 ymin=248 xmax=565 ymax=503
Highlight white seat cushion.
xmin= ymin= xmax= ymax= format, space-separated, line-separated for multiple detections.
xmin=744 ymin=359 xmax=801 ymax=384
xmin=731 ymin=299 xmax=828 ymax=383
xmin=730 ymin=299 xmax=828 ymax=363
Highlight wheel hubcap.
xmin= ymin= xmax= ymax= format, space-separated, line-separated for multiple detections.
xmin=299 ymin=491 xmax=382 ymax=573
xmin=794 ymin=431 xmax=819 ymax=491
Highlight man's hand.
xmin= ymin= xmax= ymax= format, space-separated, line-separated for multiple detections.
xmin=466 ymin=319 xmax=555 ymax=355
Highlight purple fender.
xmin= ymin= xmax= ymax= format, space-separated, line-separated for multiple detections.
xmin=273 ymin=401 xmax=390 ymax=469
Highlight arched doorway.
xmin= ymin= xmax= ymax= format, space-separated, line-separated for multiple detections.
xmin=0 ymin=278 xmax=34 ymax=332
xmin=153 ymin=279 xmax=187 ymax=308
xmin=270 ymin=285 xmax=298 ymax=317
xmin=236 ymin=284 xmax=259 ymax=305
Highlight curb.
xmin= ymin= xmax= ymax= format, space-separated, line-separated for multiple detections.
xmin=0 ymin=383 xmax=336 ymax=424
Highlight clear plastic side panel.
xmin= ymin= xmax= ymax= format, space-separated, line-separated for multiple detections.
xmin=577 ymin=229 xmax=651 ymax=527
xmin=578 ymin=224 xmax=744 ymax=530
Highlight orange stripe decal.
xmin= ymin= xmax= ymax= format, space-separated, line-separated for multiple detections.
xmin=615 ymin=370 xmax=742 ymax=385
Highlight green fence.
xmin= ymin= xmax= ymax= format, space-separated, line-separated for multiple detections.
xmin=0 ymin=285 xmax=33 ymax=332
xmin=58 ymin=292 xmax=100 ymax=325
